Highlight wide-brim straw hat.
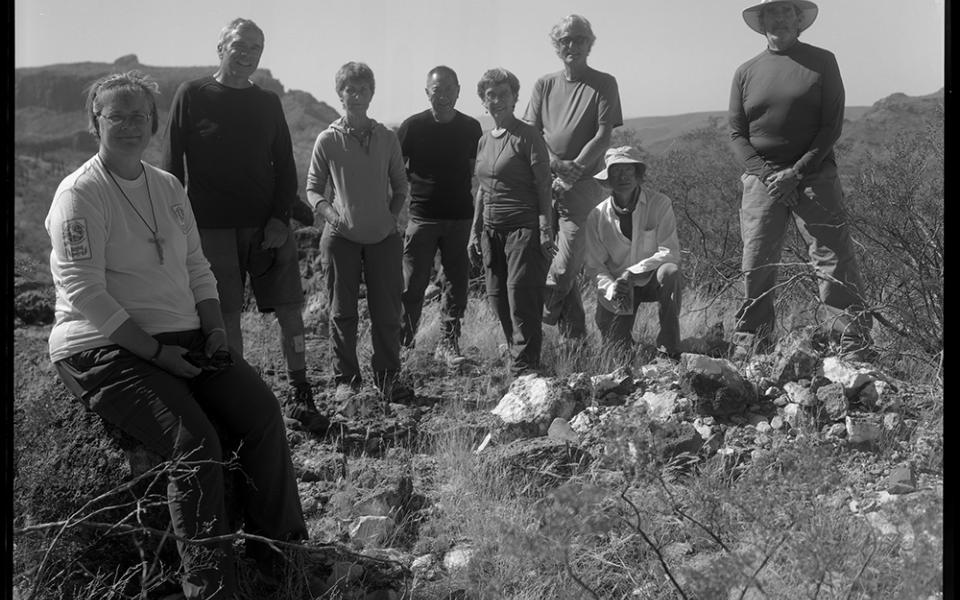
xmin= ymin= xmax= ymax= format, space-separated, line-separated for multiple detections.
xmin=594 ymin=146 xmax=646 ymax=181
xmin=742 ymin=0 xmax=819 ymax=34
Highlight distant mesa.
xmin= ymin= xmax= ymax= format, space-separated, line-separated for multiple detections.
xmin=113 ymin=54 xmax=140 ymax=68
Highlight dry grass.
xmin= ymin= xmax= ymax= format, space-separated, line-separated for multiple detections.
xmin=13 ymin=273 xmax=942 ymax=599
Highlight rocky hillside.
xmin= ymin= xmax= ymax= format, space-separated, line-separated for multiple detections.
xmin=12 ymin=287 xmax=944 ymax=598
xmin=14 ymin=54 xmax=340 ymax=160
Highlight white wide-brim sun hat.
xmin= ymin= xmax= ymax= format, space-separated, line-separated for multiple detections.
xmin=594 ymin=146 xmax=646 ymax=181
xmin=742 ymin=0 xmax=819 ymax=34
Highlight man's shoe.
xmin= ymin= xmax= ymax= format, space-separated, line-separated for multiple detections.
xmin=376 ymin=374 xmax=416 ymax=404
xmin=283 ymin=382 xmax=329 ymax=434
xmin=434 ymin=338 xmax=467 ymax=367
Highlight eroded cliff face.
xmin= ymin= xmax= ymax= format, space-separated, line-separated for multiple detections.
xmin=15 ymin=54 xmax=287 ymax=111
xmin=15 ymin=54 xmax=339 ymax=151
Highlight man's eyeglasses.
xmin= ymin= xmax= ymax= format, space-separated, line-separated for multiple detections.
xmin=98 ymin=112 xmax=151 ymax=127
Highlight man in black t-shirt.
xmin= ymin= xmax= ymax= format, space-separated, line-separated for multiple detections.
xmin=397 ymin=66 xmax=483 ymax=365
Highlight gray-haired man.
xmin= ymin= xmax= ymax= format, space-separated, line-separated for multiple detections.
xmin=163 ymin=18 xmax=326 ymax=432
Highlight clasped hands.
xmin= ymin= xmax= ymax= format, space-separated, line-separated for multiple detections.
xmin=764 ymin=168 xmax=800 ymax=208
xmin=551 ymin=159 xmax=583 ymax=195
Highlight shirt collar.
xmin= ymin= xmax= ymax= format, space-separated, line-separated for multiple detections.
xmin=611 ymin=187 xmax=644 ymax=215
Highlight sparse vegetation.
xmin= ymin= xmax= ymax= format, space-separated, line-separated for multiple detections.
xmin=13 ymin=84 xmax=942 ymax=598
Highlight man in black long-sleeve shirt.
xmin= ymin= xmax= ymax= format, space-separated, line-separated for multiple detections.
xmin=728 ymin=0 xmax=872 ymax=361
xmin=162 ymin=17 xmax=326 ymax=432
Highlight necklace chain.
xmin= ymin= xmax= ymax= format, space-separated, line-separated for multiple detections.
xmin=99 ymin=156 xmax=165 ymax=264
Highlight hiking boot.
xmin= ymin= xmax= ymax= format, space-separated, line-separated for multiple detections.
xmin=283 ymin=382 xmax=329 ymax=434
xmin=434 ymin=338 xmax=467 ymax=367
xmin=375 ymin=373 xmax=416 ymax=404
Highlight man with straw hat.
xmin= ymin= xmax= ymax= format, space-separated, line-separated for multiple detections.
xmin=584 ymin=146 xmax=682 ymax=361
xmin=728 ymin=0 xmax=873 ymax=361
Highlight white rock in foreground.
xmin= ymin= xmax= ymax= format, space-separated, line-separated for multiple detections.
xmin=491 ymin=374 xmax=576 ymax=433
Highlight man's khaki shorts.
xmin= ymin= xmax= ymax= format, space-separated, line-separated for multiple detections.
xmin=199 ymin=227 xmax=304 ymax=313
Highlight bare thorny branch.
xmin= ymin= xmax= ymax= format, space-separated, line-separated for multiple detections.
xmin=619 ymin=487 xmax=689 ymax=600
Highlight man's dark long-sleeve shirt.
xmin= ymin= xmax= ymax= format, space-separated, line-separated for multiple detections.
xmin=728 ymin=42 xmax=844 ymax=182
xmin=162 ymin=76 xmax=296 ymax=228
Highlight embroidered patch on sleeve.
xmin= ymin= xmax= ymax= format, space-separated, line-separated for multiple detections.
xmin=63 ymin=218 xmax=92 ymax=261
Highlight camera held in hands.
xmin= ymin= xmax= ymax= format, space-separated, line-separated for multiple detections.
xmin=183 ymin=349 xmax=233 ymax=370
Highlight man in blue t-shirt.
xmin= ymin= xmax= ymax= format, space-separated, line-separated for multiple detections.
xmin=397 ymin=66 xmax=483 ymax=365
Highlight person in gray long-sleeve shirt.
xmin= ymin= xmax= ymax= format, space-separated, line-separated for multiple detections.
xmin=306 ymin=61 xmax=414 ymax=403
xmin=728 ymin=0 xmax=873 ymax=361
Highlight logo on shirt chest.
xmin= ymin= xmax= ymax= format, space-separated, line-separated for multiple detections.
xmin=170 ymin=204 xmax=191 ymax=234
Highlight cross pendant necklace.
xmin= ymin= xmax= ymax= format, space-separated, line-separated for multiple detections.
xmin=99 ymin=157 xmax=164 ymax=264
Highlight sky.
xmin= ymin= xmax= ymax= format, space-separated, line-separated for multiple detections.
xmin=15 ymin=0 xmax=946 ymax=126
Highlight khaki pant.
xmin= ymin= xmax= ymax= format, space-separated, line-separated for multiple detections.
xmin=321 ymin=230 xmax=403 ymax=385
xmin=735 ymin=163 xmax=871 ymax=345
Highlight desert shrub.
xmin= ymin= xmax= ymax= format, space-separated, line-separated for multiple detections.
xmin=13 ymin=377 xmax=182 ymax=599
xmin=846 ymin=107 xmax=943 ymax=361
xmin=646 ymin=120 xmax=745 ymax=295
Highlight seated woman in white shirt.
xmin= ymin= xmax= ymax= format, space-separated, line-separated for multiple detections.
xmin=45 ymin=70 xmax=306 ymax=599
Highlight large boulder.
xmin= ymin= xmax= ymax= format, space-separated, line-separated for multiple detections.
xmin=648 ymin=421 xmax=704 ymax=461
xmin=678 ymin=354 xmax=753 ymax=417
xmin=491 ymin=374 xmax=578 ymax=436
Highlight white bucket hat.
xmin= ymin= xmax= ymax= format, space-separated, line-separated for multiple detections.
xmin=742 ymin=0 xmax=819 ymax=34
xmin=594 ymin=146 xmax=646 ymax=181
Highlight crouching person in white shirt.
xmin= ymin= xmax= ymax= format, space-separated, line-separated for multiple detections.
xmin=585 ymin=146 xmax=682 ymax=361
